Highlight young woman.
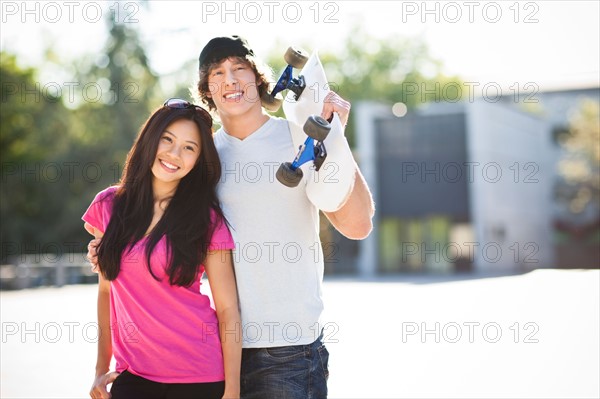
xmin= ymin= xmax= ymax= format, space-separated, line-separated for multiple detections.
xmin=84 ymin=99 xmax=240 ymax=399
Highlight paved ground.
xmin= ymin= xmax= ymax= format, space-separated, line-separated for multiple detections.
xmin=1 ymin=269 xmax=599 ymax=398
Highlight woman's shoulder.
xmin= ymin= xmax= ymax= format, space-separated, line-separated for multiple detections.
xmin=92 ymin=185 xmax=120 ymax=204
xmin=209 ymin=207 xmax=222 ymax=224
xmin=209 ymin=207 xmax=230 ymax=231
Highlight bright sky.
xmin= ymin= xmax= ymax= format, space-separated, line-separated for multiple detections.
xmin=1 ymin=0 xmax=599 ymax=93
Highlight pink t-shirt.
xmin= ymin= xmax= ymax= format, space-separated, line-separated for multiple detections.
xmin=82 ymin=186 xmax=235 ymax=383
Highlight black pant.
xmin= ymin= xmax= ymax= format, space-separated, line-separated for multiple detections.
xmin=110 ymin=370 xmax=225 ymax=399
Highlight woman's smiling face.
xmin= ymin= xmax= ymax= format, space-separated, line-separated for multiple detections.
xmin=151 ymin=119 xmax=201 ymax=186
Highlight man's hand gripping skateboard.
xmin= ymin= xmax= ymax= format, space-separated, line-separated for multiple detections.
xmin=262 ymin=47 xmax=352 ymax=190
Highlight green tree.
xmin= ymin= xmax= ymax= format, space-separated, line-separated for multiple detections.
xmin=1 ymin=52 xmax=74 ymax=261
xmin=1 ymin=8 xmax=160 ymax=264
xmin=58 ymin=13 xmax=161 ymax=255
xmin=70 ymin=15 xmax=159 ymax=151
xmin=556 ymin=99 xmax=600 ymax=214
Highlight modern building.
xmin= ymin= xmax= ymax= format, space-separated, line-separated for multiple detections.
xmin=327 ymin=87 xmax=599 ymax=276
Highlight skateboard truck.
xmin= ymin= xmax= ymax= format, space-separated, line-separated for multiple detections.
xmin=262 ymin=47 xmax=308 ymax=112
xmin=276 ymin=115 xmax=330 ymax=188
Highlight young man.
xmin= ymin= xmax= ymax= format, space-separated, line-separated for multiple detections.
xmin=197 ymin=36 xmax=374 ymax=398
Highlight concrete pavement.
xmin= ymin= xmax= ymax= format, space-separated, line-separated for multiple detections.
xmin=1 ymin=269 xmax=598 ymax=398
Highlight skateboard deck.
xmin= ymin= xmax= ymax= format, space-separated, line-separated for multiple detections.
xmin=282 ymin=51 xmax=344 ymax=149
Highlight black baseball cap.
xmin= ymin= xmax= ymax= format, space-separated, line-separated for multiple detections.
xmin=199 ymin=35 xmax=254 ymax=69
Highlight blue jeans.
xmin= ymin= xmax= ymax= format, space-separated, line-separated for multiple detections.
xmin=240 ymin=335 xmax=329 ymax=399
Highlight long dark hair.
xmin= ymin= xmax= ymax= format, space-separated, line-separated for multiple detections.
xmin=97 ymin=105 xmax=223 ymax=287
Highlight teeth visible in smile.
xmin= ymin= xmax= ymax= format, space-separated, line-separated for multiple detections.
xmin=225 ymin=92 xmax=242 ymax=99
xmin=161 ymin=160 xmax=178 ymax=170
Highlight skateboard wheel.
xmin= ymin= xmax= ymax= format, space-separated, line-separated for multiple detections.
xmin=261 ymin=92 xmax=283 ymax=112
xmin=284 ymin=46 xmax=308 ymax=69
xmin=276 ymin=162 xmax=303 ymax=187
xmin=303 ymin=115 xmax=331 ymax=142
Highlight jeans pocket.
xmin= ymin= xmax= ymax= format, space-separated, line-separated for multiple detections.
xmin=263 ymin=345 xmax=305 ymax=361
xmin=317 ymin=345 xmax=330 ymax=380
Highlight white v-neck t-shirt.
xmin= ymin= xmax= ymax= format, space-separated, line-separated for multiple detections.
xmin=213 ymin=116 xmax=326 ymax=348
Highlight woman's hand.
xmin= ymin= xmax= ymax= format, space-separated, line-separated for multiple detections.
xmin=87 ymin=238 xmax=101 ymax=272
xmin=89 ymin=371 xmax=119 ymax=399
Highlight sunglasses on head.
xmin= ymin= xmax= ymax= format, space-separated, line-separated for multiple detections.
xmin=163 ymin=98 xmax=213 ymax=127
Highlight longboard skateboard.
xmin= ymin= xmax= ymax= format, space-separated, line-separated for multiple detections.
xmin=263 ymin=47 xmax=342 ymax=187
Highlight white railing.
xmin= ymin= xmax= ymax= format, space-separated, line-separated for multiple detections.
xmin=1 ymin=254 xmax=96 ymax=289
